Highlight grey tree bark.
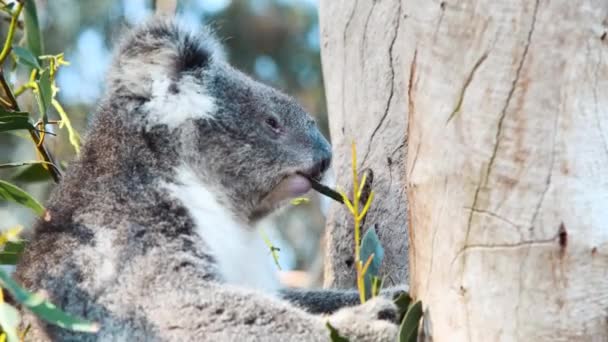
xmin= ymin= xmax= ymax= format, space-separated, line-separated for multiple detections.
xmin=322 ymin=0 xmax=608 ymax=340
xmin=320 ymin=0 xmax=410 ymax=289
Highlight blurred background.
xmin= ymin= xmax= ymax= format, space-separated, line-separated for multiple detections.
xmin=0 ymin=0 xmax=330 ymax=287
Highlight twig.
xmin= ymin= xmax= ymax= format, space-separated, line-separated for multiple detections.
xmin=306 ymin=176 xmax=344 ymax=203
xmin=0 ymin=1 xmax=23 ymax=65
xmin=0 ymin=70 xmax=61 ymax=183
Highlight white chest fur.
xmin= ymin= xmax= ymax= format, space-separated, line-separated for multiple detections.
xmin=163 ymin=167 xmax=281 ymax=293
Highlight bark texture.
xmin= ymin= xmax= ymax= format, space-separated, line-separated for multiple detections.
xmin=405 ymin=0 xmax=608 ymax=340
xmin=320 ymin=0 xmax=410 ymax=288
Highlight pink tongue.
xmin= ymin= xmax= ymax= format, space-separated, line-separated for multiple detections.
xmin=284 ymin=174 xmax=312 ymax=197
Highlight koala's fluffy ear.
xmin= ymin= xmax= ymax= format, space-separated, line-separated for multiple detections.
xmin=115 ymin=17 xmax=226 ymax=75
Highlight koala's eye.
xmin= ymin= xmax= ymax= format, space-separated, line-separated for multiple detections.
xmin=265 ymin=117 xmax=280 ymax=132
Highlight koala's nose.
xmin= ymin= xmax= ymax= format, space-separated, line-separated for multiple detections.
xmin=310 ymin=142 xmax=332 ymax=180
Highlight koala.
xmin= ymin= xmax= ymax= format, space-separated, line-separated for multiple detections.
xmin=14 ymin=18 xmax=401 ymax=341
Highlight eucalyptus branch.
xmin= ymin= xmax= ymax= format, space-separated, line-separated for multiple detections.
xmin=0 ymin=70 xmax=61 ymax=183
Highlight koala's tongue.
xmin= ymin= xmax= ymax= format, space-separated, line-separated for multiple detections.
xmin=283 ymin=174 xmax=312 ymax=197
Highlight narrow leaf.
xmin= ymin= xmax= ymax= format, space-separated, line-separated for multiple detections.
xmin=0 ymin=161 xmax=53 ymax=169
xmin=0 ymin=270 xmax=99 ymax=333
xmin=0 ymin=115 xmax=34 ymax=132
xmin=0 ymin=180 xmax=44 ymax=215
xmin=23 ymin=0 xmax=42 ymax=58
xmin=359 ymin=225 xmax=384 ymax=300
xmin=12 ymin=47 xmax=39 ymax=69
xmin=11 ymin=163 xmax=53 ymax=183
xmin=399 ymin=301 xmax=423 ymax=342
xmin=36 ymin=69 xmax=52 ymax=122
xmin=326 ymin=322 xmax=349 ymax=342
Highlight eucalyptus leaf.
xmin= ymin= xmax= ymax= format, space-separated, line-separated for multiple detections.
xmin=393 ymin=292 xmax=412 ymax=323
xmin=11 ymin=163 xmax=53 ymax=183
xmin=360 ymin=225 xmax=384 ymax=300
xmin=0 ymin=252 xmax=19 ymax=265
xmin=23 ymin=0 xmax=42 ymax=58
xmin=398 ymin=301 xmax=423 ymax=342
xmin=326 ymin=322 xmax=349 ymax=342
xmin=0 ymin=302 xmax=20 ymax=342
xmin=0 ymin=115 xmax=34 ymax=132
xmin=36 ymin=69 xmax=52 ymax=122
xmin=0 ymin=108 xmax=28 ymax=118
xmin=12 ymin=47 xmax=39 ymax=69
xmin=0 ymin=180 xmax=44 ymax=215
xmin=0 ymin=269 xmax=99 ymax=333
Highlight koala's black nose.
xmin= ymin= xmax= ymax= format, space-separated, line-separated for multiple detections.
xmin=310 ymin=147 xmax=331 ymax=180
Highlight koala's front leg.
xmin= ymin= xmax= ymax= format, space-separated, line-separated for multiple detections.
xmin=279 ymin=286 xmax=408 ymax=314
xmin=144 ymin=283 xmax=399 ymax=342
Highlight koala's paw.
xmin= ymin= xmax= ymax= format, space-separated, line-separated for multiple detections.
xmin=327 ymin=297 xmax=399 ymax=341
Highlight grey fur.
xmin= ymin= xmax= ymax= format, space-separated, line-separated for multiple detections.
xmin=14 ymin=18 xmax=400 ymax=341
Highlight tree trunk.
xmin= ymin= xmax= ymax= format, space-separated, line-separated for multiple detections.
xmin=319 ymin=0 xmax=410 ymax=288
xmin=321 ymin=0 xmax=608 ymax=339
xmin=406 ymin=0 xmax=608 ymax=340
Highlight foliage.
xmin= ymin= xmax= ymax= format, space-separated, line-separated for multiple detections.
xmin=0 ymin=0 xmax=94 ymax=340
xmin=327 ymin=142 xmax=423 ymax=342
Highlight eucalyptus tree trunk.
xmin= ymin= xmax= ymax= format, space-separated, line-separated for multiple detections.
xmin=319 ymin=0 xmax=410 ymax=289
xmin=321 ymin=0 xmax=608 ymax=340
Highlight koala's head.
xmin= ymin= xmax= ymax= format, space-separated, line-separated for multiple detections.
xmin=106 ymin=19 xmax=331 ymax=222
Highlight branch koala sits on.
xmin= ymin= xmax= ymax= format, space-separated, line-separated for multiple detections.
xmin=14 ymin=18 xmax=402 ymax=341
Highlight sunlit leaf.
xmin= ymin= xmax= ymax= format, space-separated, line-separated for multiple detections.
xmin=12 ymin=47 xmax=39 ymax=69
xmin=0 ymin=302 xmax=20 ymax=342
xmin=0 ymin=226 xmax=22 ymax=247
xmin=290 ymin=197 xmax=310 ymax=205
xmin=0 ymin=269 xmax=99 ymax=333
xmin=23 ymin=0 xmax=42 ymax=58
xmin=0 ymin=180 xmax=44 ymax=215
xmin=51 ymin=99 xmax=80 ymax=154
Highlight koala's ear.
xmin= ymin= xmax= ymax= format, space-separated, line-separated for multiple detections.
xmin=117 ymin=18 xmax=226 ymax=74
xmin=175 ymin=26 xmax=227 ymax=74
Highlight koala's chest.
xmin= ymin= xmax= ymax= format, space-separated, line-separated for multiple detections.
xmin=197 ymin=218 xmax=281 ymax=293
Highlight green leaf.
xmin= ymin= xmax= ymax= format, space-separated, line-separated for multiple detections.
xmin=0 ymin=160 xmax=53 ymax=169
xmin=36 ymin=69 xmax=52 ymax=122
xmin=0 ymin=108 xmax=29 ymax=118
xmin=0 ymin=253 xmax=19 ymax=265
xmin=398 ymin=301 xmax=423 ymax=342
xmin=23 ymin=0 xmax=42 ymax=58
xmin=0 ymin=115 xmax=34 ymax=133
xmin=394 ymin=292 xmax=412 ymax=323
xmin=12 ymin=47 xmax=39 ymax=69
xmin=0 ymin=269 xmax=99 ymax=333
xmin=0 ymin=180 xmax=44 ymax=215
xmin=0 ymin=302 xmax=20 ymax=342
xmin=4 ymin=241 xmax=26 ymax=254
xmin=326 ymin=322 xmax=349 ymax=342
xmin=360 ymin=225 xmax=384 ymax=300
xmin=11 ymin=163 xmax=53 ymax=183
